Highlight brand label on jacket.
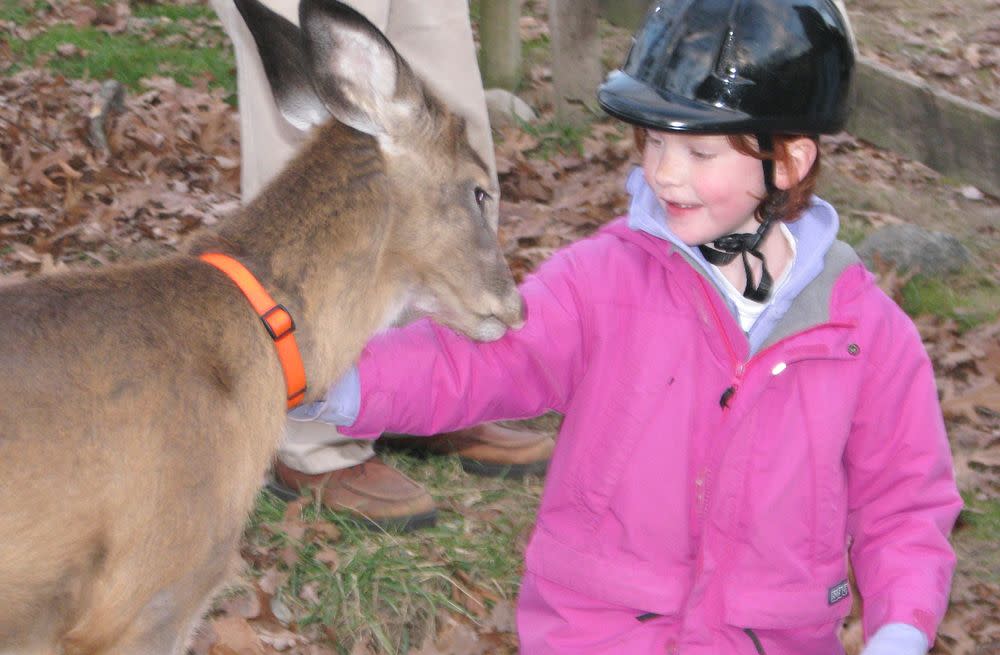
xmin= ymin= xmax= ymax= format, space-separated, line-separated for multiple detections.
xmin=828 ymin=580 xmax=850 ymax=605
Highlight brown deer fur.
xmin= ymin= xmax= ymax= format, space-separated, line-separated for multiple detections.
xmin=0 ymin=1 xmax=522 ymax=652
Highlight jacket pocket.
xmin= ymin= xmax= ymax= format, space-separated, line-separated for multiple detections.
xmin=723 ymin=583 xmax=852 ymax=630
xmin=525 ymin=525 xmax=689 ymax=616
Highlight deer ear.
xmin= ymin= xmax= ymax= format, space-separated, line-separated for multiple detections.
xmin=298 ymin=0 xmax=421 ymax=137
xmin=234 ymin=0 xmax=331 ymax=131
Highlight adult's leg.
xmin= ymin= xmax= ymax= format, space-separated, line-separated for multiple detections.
xmin=209 ymin=0 xmax=304 ymax=201
xmin=383 ymin=0 xmax=497 ymax=189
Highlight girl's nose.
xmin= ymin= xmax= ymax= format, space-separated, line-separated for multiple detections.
xmin=652 ymin=144 xmax=684 ymax=188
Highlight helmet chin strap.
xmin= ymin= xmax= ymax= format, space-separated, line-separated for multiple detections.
xmin=698 ymin=134 xmax=777 ymax=302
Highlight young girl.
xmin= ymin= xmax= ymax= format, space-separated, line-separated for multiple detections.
xmin=290 ymin=0 xmax=961 ymax=652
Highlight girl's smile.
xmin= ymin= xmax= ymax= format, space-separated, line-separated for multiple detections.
xmin=662 ymin=199 xmax=703 ymax=217
xmin=642 ymin=131 xmax=765 ymax=247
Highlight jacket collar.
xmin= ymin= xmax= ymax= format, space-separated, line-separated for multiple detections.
xmin=618 ymin=167 xmax=851 ymax=353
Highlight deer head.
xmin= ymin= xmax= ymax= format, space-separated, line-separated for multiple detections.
xmin=231 ymin=0 xmax=524 ymax=349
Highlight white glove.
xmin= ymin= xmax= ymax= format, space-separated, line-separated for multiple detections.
xmin=860 ymin=623 xmax=929 ymax=655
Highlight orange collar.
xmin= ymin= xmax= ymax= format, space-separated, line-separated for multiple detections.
xmin=199 ymin=253 xmax=307 ymax=409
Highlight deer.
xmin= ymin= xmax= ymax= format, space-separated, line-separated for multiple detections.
xmin=0 ymin=0 xmax=524 ymax=652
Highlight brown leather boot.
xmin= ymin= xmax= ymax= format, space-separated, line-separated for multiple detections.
xmin=271 ymin=457 xmax=437 ymax=532
xmin=417 ymin=422 xmax=555 ymax=478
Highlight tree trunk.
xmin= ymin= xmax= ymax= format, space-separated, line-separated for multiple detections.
xmin=599 ymin=0 xmax=650 ymax=30
xmin=479 ymin=0 xmax=522 ymax=91
xmin=549 ymin=0 xmax=602 ymax=126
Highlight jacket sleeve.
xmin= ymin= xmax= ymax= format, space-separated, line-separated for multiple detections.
xmin=845 ymin=298 xmax=962 ymax=646
xmin=338 ymin=240 xmax=594 ymax=439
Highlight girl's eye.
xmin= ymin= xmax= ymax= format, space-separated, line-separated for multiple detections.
xmin=474 ymin=186 xmax=490 ymax=210
xmin=691 ymin=150 xmax=716 ymax=160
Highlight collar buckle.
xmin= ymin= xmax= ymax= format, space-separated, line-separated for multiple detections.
xmin=199 ymin=253 xmax=308 ymax=410
xmin=261 ymin=304 xmax=295 ymax=341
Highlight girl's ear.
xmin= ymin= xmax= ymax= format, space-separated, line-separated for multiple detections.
xmin=774 ymin=137 xmax=818 ymax=190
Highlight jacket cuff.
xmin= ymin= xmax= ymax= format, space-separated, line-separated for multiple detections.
xmin=336 ymin=350 xmax=391 ymax=439
xmin=865 ymin=602 xmax=940 ymax=649
xmin=861 ymin=623 xmax=928 ymax=655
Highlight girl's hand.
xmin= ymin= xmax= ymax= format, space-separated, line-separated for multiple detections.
xmin=860 ymin=623 xmax=929 ymax=655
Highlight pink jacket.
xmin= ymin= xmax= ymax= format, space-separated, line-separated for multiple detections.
xmin=342 ymin=219 xmax=961 ymax=654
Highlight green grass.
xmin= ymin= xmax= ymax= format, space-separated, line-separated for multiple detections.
xmin=517 ymin=118 xmax=592 ymax=158
xmin=0 ymin=0 xmax=42 ymax=24
xmin=899 ymin=273 xmax=1000 ymax=330
xmin=959 ymin=492 xmax=1000 ymax=541
xmin=0 ymin=0 xmax=218 ymax=25
xmin=243 ymin=449 xmax=541 ymax=654
xmin=281 ymin=518 xmax=459 ymax=653
xmin=521 ymin=32 xmax=550 ymax=69
xmin=957 ymin=495 xmax=1000 ymax=597
xmin=132 ymin=3 xmax=218 ymax=22
xmin=835 ymin=217 xmax=870 ymax=247
xmin=4 ymin=5 xmax=235 ymax=98
xmin=247 ymin=484 xmax=288 ymax=528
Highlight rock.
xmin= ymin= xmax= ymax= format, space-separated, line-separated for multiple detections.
xmin=960 ymin=185 xmax=985 ymax=201
xmin=269 ymin=595 xmax=294 ymax=627
xmin=56 ymin=43 xmax=80 ymax=58
xmin=485 ymin=88 xmax=538 ymax=128
xmin=856 ymin=223 xmax=971 ymax=275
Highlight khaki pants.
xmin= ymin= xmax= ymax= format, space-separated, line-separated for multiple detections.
xmin=210 ymin=0 xmax=495 ymax=473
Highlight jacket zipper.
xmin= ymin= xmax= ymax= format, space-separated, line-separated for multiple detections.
xmin=695 ymin=276 xmax=857 ymax=410
xmin=719 ymin=361 xmax=745 ymax=408
xmin=697 ymin=276 xmax=748 ymax=409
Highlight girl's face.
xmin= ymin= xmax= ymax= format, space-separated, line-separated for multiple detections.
xmin=642 ymin=130 xmax=765 ymax=246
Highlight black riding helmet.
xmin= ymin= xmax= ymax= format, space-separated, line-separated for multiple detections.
xmin=598 ymin=0 xmax=856 ymax=135
xmin=598 ymin=0 xmax=855 ymax=301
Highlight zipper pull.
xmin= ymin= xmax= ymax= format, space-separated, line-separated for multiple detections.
xmin=720 ymin=362 xmax=748 ymax=409
xmin=720 ymin=385 xmax=736 ymax=408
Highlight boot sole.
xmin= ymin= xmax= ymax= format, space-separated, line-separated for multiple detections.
xmin=458 ymin=457 xmax=549 ymax=479
xmin=382 ymin=435 xmax=552 ymax=479
xmin=265 ymin=478 xmax=438 ymax=533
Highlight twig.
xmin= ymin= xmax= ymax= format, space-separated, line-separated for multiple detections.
xmin=87 ymin=79 xmax=125 ymax=152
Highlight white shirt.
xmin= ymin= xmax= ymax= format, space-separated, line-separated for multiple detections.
xmin=712 ymin=222 xmax=797 ymax=332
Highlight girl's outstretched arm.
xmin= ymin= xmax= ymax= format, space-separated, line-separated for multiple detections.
xmin=340 ymin=239 xmax=600 ymax=439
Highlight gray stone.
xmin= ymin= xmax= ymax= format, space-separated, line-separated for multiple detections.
xmin=856 ymin=224 xmax=971 ymax=275
xmin=847 ymin=57 xmax=1000 ymax=198
xmin=485 ymin=88 xmax=538 ymax=128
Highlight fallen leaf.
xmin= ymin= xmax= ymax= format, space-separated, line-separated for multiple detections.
xmin=210 ymin=616 xmax=264 ymax=655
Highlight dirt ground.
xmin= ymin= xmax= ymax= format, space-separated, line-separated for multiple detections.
xmin=844 ymin=0 xmax=1000 ymax=112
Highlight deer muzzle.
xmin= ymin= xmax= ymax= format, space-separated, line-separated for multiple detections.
xmin=473 ymin=286 xmax=525 ymax=341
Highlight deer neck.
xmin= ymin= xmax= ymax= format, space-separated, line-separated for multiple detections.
xmin=190 ymin=123 xmax=407 ymax=399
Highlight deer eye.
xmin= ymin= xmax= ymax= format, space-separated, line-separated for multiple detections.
xmin=474 ymin=186 xmax=490 ymax=211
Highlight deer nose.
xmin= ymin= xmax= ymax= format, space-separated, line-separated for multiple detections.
xmin=497 ymin=288 xmax=525 ymax=330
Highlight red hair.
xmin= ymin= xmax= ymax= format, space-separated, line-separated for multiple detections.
xmin=632 ymin=127 xmax=820 ymax=224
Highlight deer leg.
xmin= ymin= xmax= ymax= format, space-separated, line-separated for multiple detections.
xmin=61 ymin=536 xmax=237 ymax=655
xmin=97 ymin=594 xmax=214 ymax=655
xmin=65 ymin=566 xmax=229 ymax=655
